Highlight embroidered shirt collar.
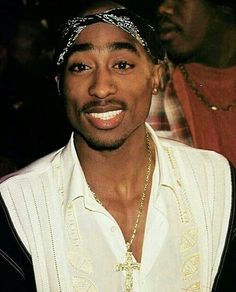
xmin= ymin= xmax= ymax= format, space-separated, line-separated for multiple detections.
xmin=59 ymin=124 xmax=177 ymax=208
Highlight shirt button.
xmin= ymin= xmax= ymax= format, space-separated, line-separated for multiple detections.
xmin=67 ymin=203 xmax=72 ymax=210
xmin=111 ymin=226 xmax=117 ymax=232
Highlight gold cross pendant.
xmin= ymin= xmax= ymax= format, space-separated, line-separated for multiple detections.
xmin=116 ymin=251 xmax=140 ymax=292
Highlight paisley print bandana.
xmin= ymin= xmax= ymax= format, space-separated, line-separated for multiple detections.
xmin=55 ymin=7 xmax=163 ymax=68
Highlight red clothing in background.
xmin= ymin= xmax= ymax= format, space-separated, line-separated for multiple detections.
xmin=174 ymin=63 xmax=236 ymax=165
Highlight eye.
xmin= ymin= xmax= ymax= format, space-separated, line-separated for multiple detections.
xmin=68 ymin=62 xmax=91 ymax=72
xmin=113 ymin=61 xmax=135 ymax=71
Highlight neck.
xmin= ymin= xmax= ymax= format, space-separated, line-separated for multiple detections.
xmin=74 ymin=127 xmax=155 ymax=201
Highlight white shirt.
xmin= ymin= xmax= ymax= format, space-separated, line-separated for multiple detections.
xmin=0 ymin=124 xmax=232 ymax=292
xmin=64 ymin=131 xmax=188 ymax=291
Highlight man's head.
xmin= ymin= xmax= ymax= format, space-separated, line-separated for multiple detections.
xmin=156 ymin=0 xmax=236 ymax=63
xmin=55 ymin=6 xmax=163 ymax=151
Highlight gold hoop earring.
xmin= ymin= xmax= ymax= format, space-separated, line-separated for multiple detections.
xmin=152 ymin=87 xmax=159 ymax=95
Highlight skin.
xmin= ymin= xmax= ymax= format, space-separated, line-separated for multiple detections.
xmin=156 ymin=0 xmax=236 ymax=67
xmin=59 ymin=22 xmax=160 ymax=261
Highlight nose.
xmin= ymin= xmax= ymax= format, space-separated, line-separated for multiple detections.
xmin=88 ymin=68 xmax=117 ymax=99
xmin=158 ymin=0 xmax=175 ymax=16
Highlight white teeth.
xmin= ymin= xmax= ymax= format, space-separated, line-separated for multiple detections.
xmin=89 ymin=110 xmax=122 ymax=120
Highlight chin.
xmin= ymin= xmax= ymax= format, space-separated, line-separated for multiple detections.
xmin=166 ymin=48 xmax=197 ymax=63
xmin=86 ymin=138 xmax=125 ymax=151
xmin=164 ymin=42 xmax=200 ymax=63
xmin=77 ymin=130 xmax=126 ymax=151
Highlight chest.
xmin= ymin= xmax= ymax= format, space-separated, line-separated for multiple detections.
xmin=94 ymin=191 xmax=151 ymax=263
xmin=64 ymin=190 xmax=206 ymax=292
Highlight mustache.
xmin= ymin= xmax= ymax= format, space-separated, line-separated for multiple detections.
xmin=79 ymin=100 xmax=127 ymax=113
xmin=157 ymin=15 xmax=182 ymax=32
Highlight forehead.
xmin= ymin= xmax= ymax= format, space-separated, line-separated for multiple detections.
xmin=74 ymin=22 xmax=139 ymax=47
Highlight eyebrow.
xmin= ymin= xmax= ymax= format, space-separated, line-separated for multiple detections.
xmin=108 ymin=42 xmax=139 ymax=55
xmin=66 ymin=41 xmax=140 ymax=58
xmin=66 ymin=43 xmax=93 ymax=56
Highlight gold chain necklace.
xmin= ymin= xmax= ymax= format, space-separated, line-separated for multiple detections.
xmin=90 ymin=131 xmax=152 ymax=292
xmin=179 ymin=63 xmax=236 ymax=111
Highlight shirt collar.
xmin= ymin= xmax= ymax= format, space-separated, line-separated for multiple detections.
xmin=59 ymin=124 xmax=177 ymax=208
xmin=146 ymin=123 xmax=178 ymax=189
xmin=57 ymin=133 xmax=93 ymax=208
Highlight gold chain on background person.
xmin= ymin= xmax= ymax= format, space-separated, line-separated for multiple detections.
xmin=179 ymin=63 xmax=236 ymax=111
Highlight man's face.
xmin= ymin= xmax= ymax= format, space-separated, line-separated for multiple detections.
xmin=61 ymin=23 xmax=158 ymax=150
xmin=157 ymin=0 xmax=212 ymax=61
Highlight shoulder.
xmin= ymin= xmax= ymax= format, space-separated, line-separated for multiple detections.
xmin=0 ymin=147 xmax=66 ymax=259
xmin=147 ymin=125 xmax=231 ymax=175
xmin=156 ymin=134 xmax=232 ymax=193
xmin=0 ymin=148 xmax=63 ymax=188
xmin=159 ymin=134 xmax=229 ymax=164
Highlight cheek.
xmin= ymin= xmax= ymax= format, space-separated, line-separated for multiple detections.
xmin=64 ymin=96 xmax=78 ymax=125
xmin=189 ymin=21 xmax=207 ymax=42
xmin=63 ymin=77 xmax=87 ymax=106
xmin=62 ymin=79 xmax=82 ymax=122
xmin=185 ymin=7 xmax=210 ymax=41
xmin=131 ymin=79 xmax=153 ymax=114
xmin=63 ymin=76 xmax=78 ymax=98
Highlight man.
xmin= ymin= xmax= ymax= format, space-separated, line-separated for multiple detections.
xmin=147 ymin=0 xmax=236 ymax=166
xmin=0 ymin=4 xmax=235 ymax=292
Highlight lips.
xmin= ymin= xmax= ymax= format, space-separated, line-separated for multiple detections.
xmin=86 ymin=109 xmax=125 ymax=130
xmin=159 ymin=21 xmax=181 ymax=41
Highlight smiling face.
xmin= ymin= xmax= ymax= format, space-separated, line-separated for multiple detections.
xmin=157 ymin=0 xmax=213 ymax=61
xmin=60 ymin=22 xmax=159 ymax=151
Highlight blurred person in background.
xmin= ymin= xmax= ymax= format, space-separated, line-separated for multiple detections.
xmin=0 ymin=10 xmax=70 ymax=175
xmin=147 ymin=0 xmax=236 ymax=166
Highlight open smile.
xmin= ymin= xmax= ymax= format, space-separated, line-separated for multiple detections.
xmin=86 ymin=109 xmax=125 ymax=130
xmin=89 ymin=109 xmax=123 ymax=120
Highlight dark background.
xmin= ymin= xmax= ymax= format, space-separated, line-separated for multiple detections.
xmin=0 ymin=0 xmax=157 ymax=27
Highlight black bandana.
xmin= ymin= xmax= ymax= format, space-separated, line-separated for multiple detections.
xmin=55 ymin=7 xmax=163 ymax=68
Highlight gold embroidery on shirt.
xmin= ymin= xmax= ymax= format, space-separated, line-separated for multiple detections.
xmin=185 ymin=281 xmax=201 ymax=291
xmin=164 ymin=147 xmax=201 ymax=290
xmin=68 ymin=250 xmax=93 ymax=274
xmin=67 ymin=203 xmax=81 ymax=246
xmin=73 ymin=277 xmax=97 ymax=292
xmin=163 ymin=146 xmax=193 ymax=224
xmin=66 ymin=202 xmax=93 ymax=275
xmin=182 ymin=255 xmax=200 ymax=280
xmin=180 ymin=228 xmax=198 ymax=253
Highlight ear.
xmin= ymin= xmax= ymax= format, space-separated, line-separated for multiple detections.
xmin=152 ymin=64 xmax=164 ymax=95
